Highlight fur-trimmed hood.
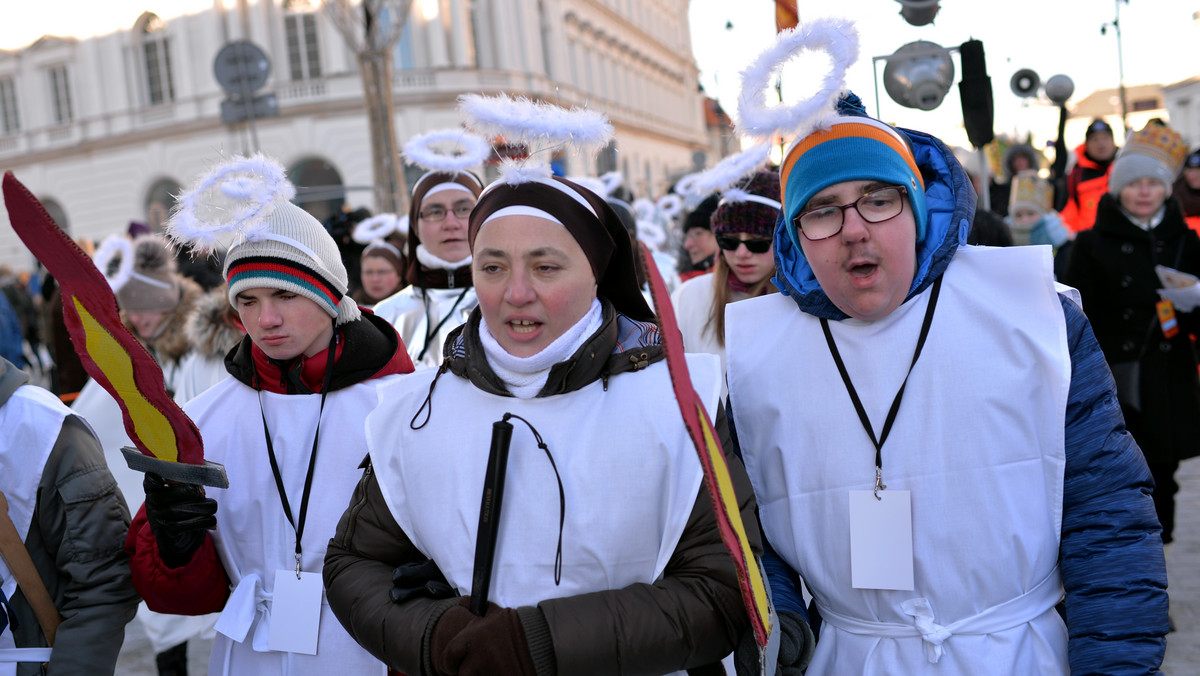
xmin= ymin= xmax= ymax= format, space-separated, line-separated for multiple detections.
xmin=184 ymin=287 xmax=244 ymax=361
xmin=120 ymin=276 xmax=204 ymax=366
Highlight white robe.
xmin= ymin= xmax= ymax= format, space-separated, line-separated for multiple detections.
xmin=186 ymin=374 xmax=403 ymax=676
xmin=371 ymin=285 xmax=477 ymax=369
xmin=366 ymin=355 xmax=721 ymax=676
xmin=726 ymin=246 xmax=1072 ymax=675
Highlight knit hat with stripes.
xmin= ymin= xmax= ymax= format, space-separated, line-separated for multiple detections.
xmin=223 ymin=199 xmax=359 ymax=325
xmin=779 ymin=95 xmax=927 ymax=247
xmin=166 ymin=154 xmax=360 ymax=326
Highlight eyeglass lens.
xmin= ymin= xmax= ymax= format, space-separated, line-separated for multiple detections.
xmin=796 ymin=187 xmax=906 ymax=241
xmin=420 ymin=203 xmax=474 ymax=222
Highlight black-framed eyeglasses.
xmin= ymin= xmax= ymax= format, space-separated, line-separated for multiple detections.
xmin=419 ymin=201 xmax=474 ymax=222
xmin=716 ymin=235 xmax=772 ymax=254
xmin=794 ymin=186 xmax=908 ymax=241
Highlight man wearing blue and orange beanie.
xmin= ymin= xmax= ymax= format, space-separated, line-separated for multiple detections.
xmin=726 ymin=94 xmax=1168 ymax=674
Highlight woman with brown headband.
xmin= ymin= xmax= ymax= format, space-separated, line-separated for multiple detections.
xmin=372 ymin=170 xmax=484 ymax=368
xmin=325 ymin=165 xmax=759 ymax=675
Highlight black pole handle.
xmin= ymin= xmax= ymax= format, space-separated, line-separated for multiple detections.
xmin=469 ymin=418 xmax=514 ymax=616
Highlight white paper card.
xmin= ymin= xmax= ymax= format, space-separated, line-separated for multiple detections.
xmin=849 ymin=490 xmax=914 ymax=590
xmin=268 ymin=570 xmax=323 ymax=655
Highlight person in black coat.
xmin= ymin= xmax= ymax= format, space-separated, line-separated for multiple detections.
xmin=1064 ymin=122 xmax=1198 ymax=544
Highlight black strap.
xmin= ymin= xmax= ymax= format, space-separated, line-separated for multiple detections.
xmin=417 ymin=286 xmax=471 ymax=361
xmin=502 ymin=413 xmax=566 ymax=586
xmin=260 ymin=330 xmax=338 ymax=577
xmin=820 ymin=277 xmax=942 ymax=492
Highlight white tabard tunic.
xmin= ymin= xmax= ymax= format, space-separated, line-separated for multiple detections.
xmin=0 ymin=385 xmax=68 ymax=670
xmin=367 ymin=355 xmax=721 ymax=676
xmin=371 ymin=286 xmax=478 ymax=369
xmin=186 ymin=374 xmax=404 ymax=676
xmin=726 ymin=246 xmax=1071 ymax=675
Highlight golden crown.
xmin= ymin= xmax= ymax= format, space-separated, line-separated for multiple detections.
xmin=1124 ymin=124 xmax=1188 ymax=174
xmin=1009 ymin=171 xmax=1052 ymax=213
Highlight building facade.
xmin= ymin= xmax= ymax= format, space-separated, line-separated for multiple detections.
xmin=0 ymin=0 xmax=716 ymax=272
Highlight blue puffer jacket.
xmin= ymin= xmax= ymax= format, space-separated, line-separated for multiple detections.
xmin=747 ymin=125 xmax=1168 ymax=673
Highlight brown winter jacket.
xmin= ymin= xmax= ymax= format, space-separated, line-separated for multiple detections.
xmin=324 ymin=303 xmax=761 ymax=676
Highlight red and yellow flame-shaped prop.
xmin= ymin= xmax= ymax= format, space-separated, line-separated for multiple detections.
xmin=3 ymin=172 xmax=225 ymax=487
xmin=639 ymin=248 xmax=776 ymax=659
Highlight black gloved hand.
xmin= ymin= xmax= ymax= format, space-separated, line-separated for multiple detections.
xmin=734 ymin=610 xmax=815 ymax=676
xmin=390 ymin=559 xmax=455 ymax=604
xmin=143 ymin=472 xmax=218 ymax=569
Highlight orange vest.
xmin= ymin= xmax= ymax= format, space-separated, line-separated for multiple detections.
xmin=1061 ymin=145 xmax=1113 ymax=232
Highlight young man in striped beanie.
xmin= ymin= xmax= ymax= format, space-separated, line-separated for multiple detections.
xmin=725 ymin=94 xmax=1167 ymax=674
xmin=124 ymin=154 xmax=414 ymax=675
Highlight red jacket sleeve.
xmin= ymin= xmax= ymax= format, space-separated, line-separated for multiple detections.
xmin=124 ymin=504 xmax=231 ymax=615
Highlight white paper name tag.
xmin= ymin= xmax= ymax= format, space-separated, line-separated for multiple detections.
xmin=268 ymin=570 xmax=323 ymax=655
xmin=849 ymin=490 xmax=914 ymax=590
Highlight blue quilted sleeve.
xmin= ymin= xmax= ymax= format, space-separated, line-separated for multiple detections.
xmin=1058 ymin=294 xmax=1168 ymax=675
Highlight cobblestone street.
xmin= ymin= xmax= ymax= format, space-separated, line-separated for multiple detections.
xmin=1163 ymin=456 xmax=1200 ymax=674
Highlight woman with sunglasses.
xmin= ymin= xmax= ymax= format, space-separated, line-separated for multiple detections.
xmin=670 ymin=169 xmax=780 ymax=389
xmin=373 ymin=169 xmax=485 ymax=368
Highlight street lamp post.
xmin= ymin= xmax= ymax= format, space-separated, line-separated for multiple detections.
xmin=1102 ymin=0 xmax=1130 ymax=135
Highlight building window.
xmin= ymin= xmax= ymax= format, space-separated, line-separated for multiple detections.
xmin=285 ymin=0 xmax=322 ymax=81
xmin=47 ymin=66 xmax=72 ymax=125
xmin=0 ymin=78 xmax=18 ymax=135
xmin=394 ymin=21 xmax=414 ymax=70
xmin=140 ymin=14 xmax=176 ymax=105
xmin=1131 ymin=98 xmax=1158 ymax=112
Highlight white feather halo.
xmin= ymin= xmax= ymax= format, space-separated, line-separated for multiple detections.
xmin=632 ymin=198 xmax=658 ymax=222
xmin=352 ymin=213 xmax=401 ymax=244
xmin=402 ymin=128 xmax=492 ymax=173
xmin=735 ymin=17 xmax=860 ymax=141
xmin=600 ymin=171 xmax=624 ymax=195
xmin=167 ymin=153 xmax=296 ymax=255
xmin=656 ymin=193 xmax=684 ymax=219
xmin=567 ymin=175 xmax=609 ymax=198
xmin=637 ymin=220 xmax=667 ymax=248
xmin=496 ymin=160 xmax=555 ymax=187
xmin=676 ymin=172 xmax=700 ymax=199
xmin=459 ymin=93 xmax=614 ymax=154
xmin=688 ymin=144 xmax=772 ymax=196
xmin=93 ymin=235 xmax=134 ymax=291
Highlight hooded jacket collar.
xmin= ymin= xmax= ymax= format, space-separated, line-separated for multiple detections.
xmin=772 ymin=126 xmax=975 ymax=320
xmin=225 ymin=310 xmax=414 ymax=394
xmin=0 ymin=357 xmax=30 ymax=408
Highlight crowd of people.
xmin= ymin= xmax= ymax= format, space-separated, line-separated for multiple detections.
xmin=0 ymin=16 xmax=1194 ymax=676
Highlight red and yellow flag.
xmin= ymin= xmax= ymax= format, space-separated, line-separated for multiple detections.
xmin=775 ymin=0 xmax=799 ymax=32
xmin=3 ymin=172 xmax=221 ymax=486
xmin=640 ymin=248 xmax=774 ymax=650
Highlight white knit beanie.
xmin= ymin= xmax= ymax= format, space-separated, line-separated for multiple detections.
xmin=166 ymin=154 xmax=361 ymax=326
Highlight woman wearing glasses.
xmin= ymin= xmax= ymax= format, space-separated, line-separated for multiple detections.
xmin=373 ymin=169 xmax=485 ymax=368
xmin=670 ymin=169 xmax=780 ymax=390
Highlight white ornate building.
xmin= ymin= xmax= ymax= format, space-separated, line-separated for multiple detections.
xmin=0 ymin=0 xmax=721 ymax=271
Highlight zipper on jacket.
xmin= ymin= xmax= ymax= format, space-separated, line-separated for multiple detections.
xmin=340 ymin=463 xmax=373 ymax=546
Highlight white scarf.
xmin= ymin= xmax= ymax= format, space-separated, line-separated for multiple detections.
xmin=479 ymin=299 xmax=603 ymax=398
xmin=415 ymin=243 xmax=472 ymax=270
